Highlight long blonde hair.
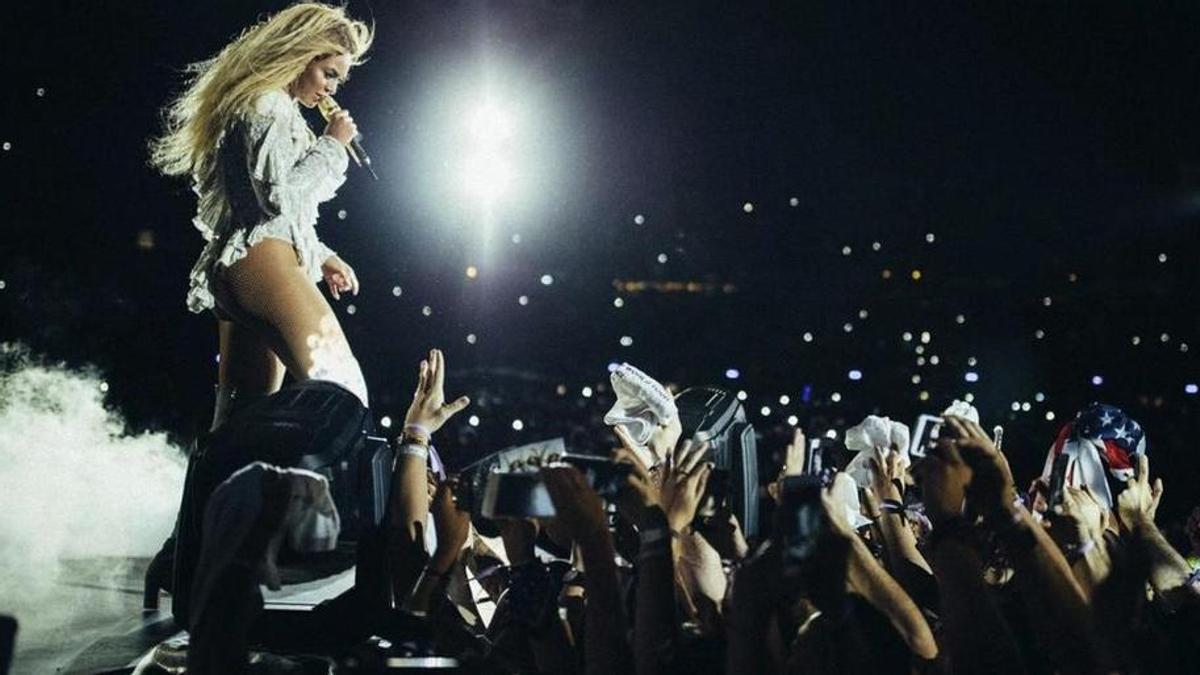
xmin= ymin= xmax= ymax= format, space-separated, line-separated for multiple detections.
xmin=150 ymin=2 xmax=372 ymax=180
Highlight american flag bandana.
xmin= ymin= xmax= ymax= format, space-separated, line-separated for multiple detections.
xmin=1041 ymin=403 xmax=1147 ymax=510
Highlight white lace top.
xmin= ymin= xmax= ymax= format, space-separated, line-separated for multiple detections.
xmin=185 ymin=89 xmax=349 ymax=314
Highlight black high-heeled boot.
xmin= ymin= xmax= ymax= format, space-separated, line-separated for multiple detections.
xmin=143 ymin=533 xmax=175 ymax=612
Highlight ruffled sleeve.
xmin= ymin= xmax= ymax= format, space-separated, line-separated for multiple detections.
xmin=242 ymin=91 xmax=350 ymax=217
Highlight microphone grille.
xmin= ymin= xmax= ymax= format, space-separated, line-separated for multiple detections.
xmin=316 ymin=96 xmax=341 ymax=120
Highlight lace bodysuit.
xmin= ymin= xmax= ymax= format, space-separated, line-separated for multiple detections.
xmin=185 ymin=90 xmax=369 ymax=407
xmin=186 ymin=89 xmax=348 ymax=314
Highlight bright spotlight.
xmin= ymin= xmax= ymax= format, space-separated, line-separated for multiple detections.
xmin=468 ymin=103 xmax=516 ymax=142
xmin=462 ymin=150 xmax=515 ymax=202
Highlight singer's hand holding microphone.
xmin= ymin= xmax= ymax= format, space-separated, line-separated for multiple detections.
xmin=318 ymin=95 xmax=377 ymax=179
xmin=324 ymin=109 xmax=358 ymax=148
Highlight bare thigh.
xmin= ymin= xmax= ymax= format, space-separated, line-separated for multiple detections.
xmin=213 ymin=238 xmax=354 ymax=388
xmin=217 ymin=319 xmax=285 ymax=396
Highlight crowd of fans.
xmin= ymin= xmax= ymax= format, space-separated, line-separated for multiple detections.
xmin=179 ymin=348 xmax=1200 ymax=674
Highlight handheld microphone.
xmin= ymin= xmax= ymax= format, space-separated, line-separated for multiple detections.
xmin=317 ymin=95 xmax=378 ymax=180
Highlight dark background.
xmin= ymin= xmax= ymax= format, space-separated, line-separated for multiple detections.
xmin=2 ymin=2 xmax=1198 ymax=521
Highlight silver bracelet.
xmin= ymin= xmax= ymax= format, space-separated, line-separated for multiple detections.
xmin=397 ymin=442 xmax=429 ymax=461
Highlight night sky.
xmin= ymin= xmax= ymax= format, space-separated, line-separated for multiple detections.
xmin=2 ymin=2 xmax=1198 ymax=519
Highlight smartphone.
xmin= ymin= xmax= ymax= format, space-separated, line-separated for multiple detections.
xmin=778 ymin=475 xmax=826 ymax=566
xmin=909 ymin=414 xmax=945 ymax=459
xmin=1047 ymin=453 xmax=1070 ymax=508
xmin=805 ymin=438 xmax=824 ymax=475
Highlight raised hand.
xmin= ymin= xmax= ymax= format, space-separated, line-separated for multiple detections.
xmin=541 ymin=465 xmax=608 ymax=541
xmin=611 ymin=426 xmax=665 ymax=529
xmin=1116 ymin=454 xmax=1164 ymax=532
xmin=944 ymin=415 xmax=1016 ymax=518
xmin=870 ymin=444 xmax=905 ymax=502
xmin=403 ymin=349 xmax=470 ymax=441
xmin=915 ymin=435 xmax=972 ymax=524
xmin=660 ymin=438 xmax=714 ymax=534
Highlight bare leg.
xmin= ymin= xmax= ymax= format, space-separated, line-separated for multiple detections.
xmin=213 ymin=238 xmax=368 ymax=408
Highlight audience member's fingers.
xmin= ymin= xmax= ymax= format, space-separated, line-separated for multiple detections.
xmin=943 ymin=416 xmax=970 ymax=442
xmin=442 ymin=395 xmax=470 ymax=418
xmin=415 ymin=359 xmax=429 ymax=396
xmin=613 ymin=425 xmax=639 ymax=453
xmin=678 ymin=441 xmax=708 ymax=475
xmin=431 ymin=349 xmax=445 ymax=392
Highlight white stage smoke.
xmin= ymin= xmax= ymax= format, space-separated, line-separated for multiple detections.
xmin=0 ymin=343 xmax=186 ymax=618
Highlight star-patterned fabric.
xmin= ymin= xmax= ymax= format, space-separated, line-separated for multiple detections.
xmin=1041 ymin=402 xmax=1147 ymax=509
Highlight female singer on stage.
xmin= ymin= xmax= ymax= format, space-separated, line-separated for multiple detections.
xmin=151 ymin=3 xmax=374 ymax=426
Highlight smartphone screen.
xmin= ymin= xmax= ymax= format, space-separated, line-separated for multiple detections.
xmin=909 ymin=414 xmax=945 ymax=459
xmin=1048 ymin=453 xmax=1070 ymax=508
